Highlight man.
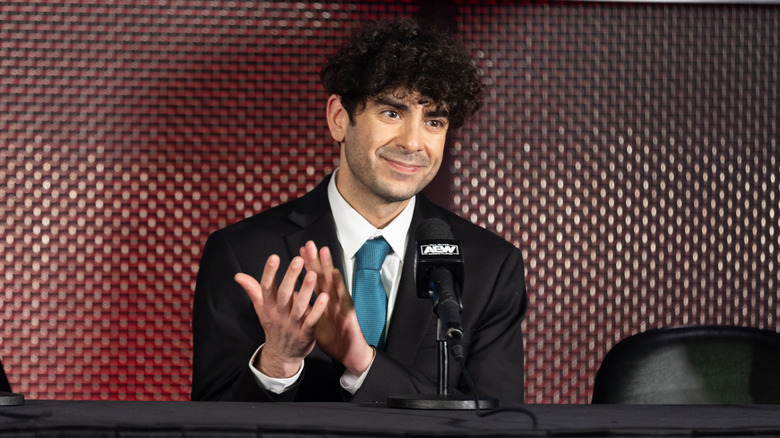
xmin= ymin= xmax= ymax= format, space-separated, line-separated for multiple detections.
xmin=191 ymin=18 xmax=527 ymax=404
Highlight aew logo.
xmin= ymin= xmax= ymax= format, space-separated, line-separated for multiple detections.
xmin=420 ymin=243 xmax=460 ymax=256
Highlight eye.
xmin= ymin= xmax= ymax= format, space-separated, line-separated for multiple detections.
xmin=383 ymin=110 xmax=400 ymax=119
xmin=427 ymin=119 xmax=447 ymax=129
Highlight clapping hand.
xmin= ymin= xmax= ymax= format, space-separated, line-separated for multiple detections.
xmin=234 ymin=254 xmax=328 ymax=378
xmin=299 ymin=241 xmax=375 ymax=376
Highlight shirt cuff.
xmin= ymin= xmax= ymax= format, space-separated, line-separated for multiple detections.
xmin=339 ymin=347 xmax=376 ymax=395
xmin=248 ymin=344 xmax=304 ymax=394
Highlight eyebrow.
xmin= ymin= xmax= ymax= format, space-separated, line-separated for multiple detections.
xmin=372 ymin=96 xmax=450 ymax=120
xmin=425 ymin=107 xmax=450 ymax=120
xmin=373 ymin=96 xmax=410 ymax=112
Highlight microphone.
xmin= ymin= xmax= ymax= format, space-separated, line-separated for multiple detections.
xmin=388 ymin=218 xmax=497 ymax=410
xmin=414 ymin=218 xmax=465 ymax=351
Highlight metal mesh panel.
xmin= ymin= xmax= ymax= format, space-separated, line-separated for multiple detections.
xmin=455 ymin=2 xmax=779 ymax=403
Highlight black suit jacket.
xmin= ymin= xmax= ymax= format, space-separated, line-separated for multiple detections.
xmin=191 ymin=175 xmax=528 ymax=404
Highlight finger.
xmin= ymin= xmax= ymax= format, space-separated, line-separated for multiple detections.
xmin=319 ymin=268 xmax=348 ymax=317
xmin=300 ymin=241 xmax=320 ymax=271
xmin=260 ymin=255 xmax=281 ymax=307
xmin=304 ymin=292 xmax=329 ymax=331
xmin=319 ymin=245 xmax=334 ymax=272
xmin=290 ymin=270 xmax=317 ymax=321
xmin=302 ymin=241 xmax=335 ymax=294
xmin=317 ymin=246 xmax=335 ymax=291
xmin=301 ymin=241 xmax=326 ymax=294
xmin=277 ymin=256 xmax=304 ymax=311
xmin=234 ymin=273 xmax=264 ymax=310
xmin=331 ymin=268 xmax=354 ymax=313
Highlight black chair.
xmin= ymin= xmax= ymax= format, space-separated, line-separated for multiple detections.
xmin=1 ymin=357 xmax=24 ymax=406
xmin=592 ymin=325 xmax=780 ymax=404
xmin=0 ymin=358 xmax=11 ymax=393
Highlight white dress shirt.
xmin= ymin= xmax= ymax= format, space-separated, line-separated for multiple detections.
xmin=249 ymin=170 xmax=415 ymax=394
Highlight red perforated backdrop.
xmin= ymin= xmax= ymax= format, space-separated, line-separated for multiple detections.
xmin=1 ymin=1 xmax=778 ymax=403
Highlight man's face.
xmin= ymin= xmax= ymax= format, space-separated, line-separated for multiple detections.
xmin=332 ymin=91 xmax=450 ymax=210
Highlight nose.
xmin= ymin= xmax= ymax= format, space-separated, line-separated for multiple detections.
xmin=396 ymin=120 xmax=424 ymax=152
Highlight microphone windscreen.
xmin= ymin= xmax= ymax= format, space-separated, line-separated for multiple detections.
xmin=415 ymin=218 xmax=454 ymax=240
xmin=414 ymin=218 xmax=463 ymax=299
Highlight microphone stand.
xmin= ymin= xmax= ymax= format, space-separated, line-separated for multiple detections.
xmin=438 ymin=331 xmax=449 ymax=397
xmin=386 ymin=318 xmax=498 ymax=410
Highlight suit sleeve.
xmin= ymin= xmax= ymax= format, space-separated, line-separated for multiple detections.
xmin=191 ymin=231 xmax=300 ymax=401
xmin=352 ymin=244 xmax=528 ymax=405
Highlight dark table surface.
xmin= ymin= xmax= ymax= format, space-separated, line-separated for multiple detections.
xmin=1 ymin=400 xmax=780 ymax=437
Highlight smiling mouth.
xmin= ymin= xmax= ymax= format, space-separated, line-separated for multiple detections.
xmin=384 ymin=157 xmax=424 ymax=173
xmin=380 ymin=150 xmax=429 ymax=173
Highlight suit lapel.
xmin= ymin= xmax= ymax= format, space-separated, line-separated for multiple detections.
xmin=283 ymin=174 xmax=345 ymax=272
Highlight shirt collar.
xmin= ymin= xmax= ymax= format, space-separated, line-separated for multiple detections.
xmin=327 ymin=169 xmax=415 ymax=260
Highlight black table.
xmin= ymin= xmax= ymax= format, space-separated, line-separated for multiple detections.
xmin=1 ymin=400 xmax=780 ymax=437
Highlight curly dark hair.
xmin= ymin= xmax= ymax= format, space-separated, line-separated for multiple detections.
xmin=320 ymin=18 xmax=484 ymax=130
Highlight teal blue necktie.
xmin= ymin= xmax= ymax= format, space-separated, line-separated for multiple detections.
xmin=352 ymin=237 xmax=390 ymax=348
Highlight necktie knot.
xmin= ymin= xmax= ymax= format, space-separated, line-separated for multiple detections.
xmin=354 ymin=237 xmax=390 ymax=271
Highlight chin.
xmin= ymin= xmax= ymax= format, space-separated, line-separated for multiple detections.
xmin=377 ymin=187 xmax=419 ymax=203
xmin=374 ymin=174 xmax=429 ymax=202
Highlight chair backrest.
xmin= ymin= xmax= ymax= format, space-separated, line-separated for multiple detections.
xmin=592 ymin=325 xmax=780 ymax=404
xmin=0 ymin=358 xmax=11 ymax=393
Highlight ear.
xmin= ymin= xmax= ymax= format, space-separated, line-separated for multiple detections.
xmin=326 ymin=94 xmax=349 ymax=143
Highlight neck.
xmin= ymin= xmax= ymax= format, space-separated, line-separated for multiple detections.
xmin=334 ymin=173 xmax=411 ymax=229
xmin=354 ymin=198 xmax=411 ymax=229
